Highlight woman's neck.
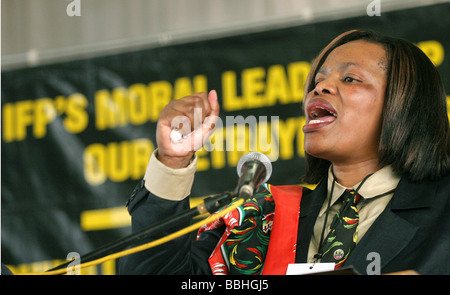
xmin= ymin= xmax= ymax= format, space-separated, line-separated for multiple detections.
xmin=331 ymin=159 xmax=381 ymax=187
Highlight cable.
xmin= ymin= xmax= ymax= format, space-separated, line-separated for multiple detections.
xmin=20 ymin=197 xmax=245 ymax=275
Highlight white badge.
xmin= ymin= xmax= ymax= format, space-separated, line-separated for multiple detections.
xmin=286 ymin=263 xmax=335 ymax=275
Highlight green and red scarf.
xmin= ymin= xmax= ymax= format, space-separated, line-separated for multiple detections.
xmin=197 ymin=184 xmax=303 ymax=275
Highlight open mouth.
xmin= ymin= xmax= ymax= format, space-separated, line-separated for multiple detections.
xmin=303 ymin=99 xmax=337 ymax=132
xmin=309 ymin=105 xmax=337 ymax=123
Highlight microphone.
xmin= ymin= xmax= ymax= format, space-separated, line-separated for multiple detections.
xmin=235 ymin=152 xmax=272 ymax=199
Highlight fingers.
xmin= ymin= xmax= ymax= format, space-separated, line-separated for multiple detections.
xmin=160 ymin=91 xmax=217 ymax=135
xmin=156 ymin=90 xmax=221 ymax=160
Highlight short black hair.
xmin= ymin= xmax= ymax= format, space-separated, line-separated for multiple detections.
xmin=303 ymin=29 xmax=450 ymax=184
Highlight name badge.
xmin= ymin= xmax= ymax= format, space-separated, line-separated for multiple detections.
xmin=286 ymin=263 xmax=335 ymax=275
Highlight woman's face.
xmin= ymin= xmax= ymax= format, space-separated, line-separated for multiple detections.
xmin=303 ymin=40 xmax=387 ymax=165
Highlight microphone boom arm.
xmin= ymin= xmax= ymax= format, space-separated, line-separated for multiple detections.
xmin=46 ymin=190 xmax=236 ymax=273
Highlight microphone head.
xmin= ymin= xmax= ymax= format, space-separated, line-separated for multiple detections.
xmin=236 ymin=152 xmax=272 ymax=183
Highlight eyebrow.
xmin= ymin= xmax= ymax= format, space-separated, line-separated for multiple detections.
xmin=317 ymin=62 xmax=360 ymax=75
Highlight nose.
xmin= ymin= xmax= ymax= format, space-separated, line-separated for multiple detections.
xmin=313 ymin=78 xmax=337 ymax=96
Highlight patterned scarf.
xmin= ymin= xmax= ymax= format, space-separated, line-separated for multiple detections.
xmin=197 ymin=185 xmax=275 ymax=275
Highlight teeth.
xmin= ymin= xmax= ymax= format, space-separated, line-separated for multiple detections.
xmin=310 ymin=106 xmax=337 ymax=119
xmin=309 ymin=119 xmax=325 ymax=124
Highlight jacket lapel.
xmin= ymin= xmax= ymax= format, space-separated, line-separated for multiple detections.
xmin=345 ymin=176 xmax=435 ymax=274
xmin=295 ymin=179 xmax=327 ymax=263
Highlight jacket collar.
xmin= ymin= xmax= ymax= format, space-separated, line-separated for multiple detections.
xmin=389 ymin=176 xmax=435 ymax=210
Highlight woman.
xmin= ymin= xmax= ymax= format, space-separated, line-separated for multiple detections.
xmin=118 ymin=30 xmax=449 ymax=275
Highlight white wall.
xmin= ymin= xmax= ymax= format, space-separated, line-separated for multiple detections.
xmin=2 ymin=0 xmax=447 ymax=69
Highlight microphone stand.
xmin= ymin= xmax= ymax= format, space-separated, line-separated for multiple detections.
xmin=46 ymin=190 xmax=236 ymax=273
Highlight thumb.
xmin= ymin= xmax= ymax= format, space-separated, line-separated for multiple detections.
xmin=208 ymin=89 xmax=220 ymax=118
xmin=192 ymin=90 xmax=220 ymax=150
